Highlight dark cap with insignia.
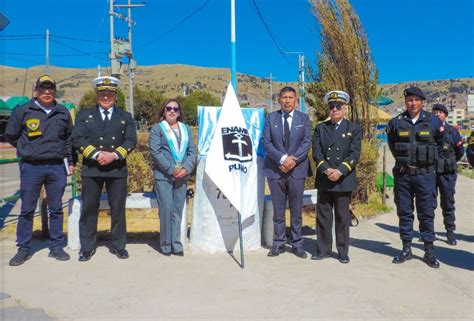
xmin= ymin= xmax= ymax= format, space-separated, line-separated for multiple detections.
xmin=35 ymin=75 xmax=56 ymax=90
xmin=432 ymin=103 xmax=449 ymax=116
xmin=323 ymin=90 xmax=350 ymax=105
xmin=403 ymin=86 xmax=426 ymax=100
xmin=92 ymin=76 xmax=120 ymax=92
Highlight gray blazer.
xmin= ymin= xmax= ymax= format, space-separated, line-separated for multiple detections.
xmin=149 ymin=122 xmax=197 ymax=181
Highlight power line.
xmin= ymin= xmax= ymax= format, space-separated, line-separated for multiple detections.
xmin=0 ymin=34 xmax=44 ymax=38
xmin=50 ymin=39 xmax=109 ymax=62
xmin=50 ymin=34 xmax=109 ymax=44
xmin=136 ymin=0 xmax=210 ymax=49
xmin=248 ymin=0 xmax=291 ymax=64
xmin=2 ymin=51 xmax=108 ymax=57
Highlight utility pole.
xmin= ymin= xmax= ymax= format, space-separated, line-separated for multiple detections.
xmin=110 ymin=0 xmax=145 ymax=117
xmin=283 ymin=51 xmax=306 ymax=113
xmin=22 ymin=67 xmax=28 ymax=96
xmin=230 ymin=0 xmax=237 ymax=93
xmin=266 ymin=73 xmax=276 ymax=112
xmin=45 ymin=29 xmax=49 ymax=74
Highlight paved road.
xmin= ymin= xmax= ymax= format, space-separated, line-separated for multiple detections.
xmin=1 ymin=175 xmax=473 ymax=321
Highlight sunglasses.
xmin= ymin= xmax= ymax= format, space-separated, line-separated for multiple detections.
xmin=165 ymin=106 xmax=180 ymax=112
xmin=328 ymin=104 xmax=343 ymax=111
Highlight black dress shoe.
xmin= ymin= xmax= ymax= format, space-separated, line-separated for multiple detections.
xmin=79 ymin=249 xmax=96 ymax=262
xmin=338 ymin=254 xmax=350 ymax=264
xmin=267 ymin=246 xmax=285 ymax=257
xmin=49 ymin=248 xmax=70 ymax=261
xmin=173 ymin=251 xmax=184 ymax=257
xmin=9 ymin=248 xmax=32 ymax=266
xmin=112 ymin=248 xmax=129 ymax=259
xmin=446 ymin=231 xmax=457 ymax=246
xmin=291 ymin=248 xmax=307 ymax=259
xmin=311 ymin=252 xmax=332 ymax=260
xmin=392 ymin=247 xmax=412 ymax=264
xmin=422 ymin=251 xmax=440 ymax=268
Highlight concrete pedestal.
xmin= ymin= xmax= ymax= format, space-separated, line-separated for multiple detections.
xmin=189 ymin=156 xmax=265 ymax=252
xmin=67 ymin=193 xmax=188 ymax=251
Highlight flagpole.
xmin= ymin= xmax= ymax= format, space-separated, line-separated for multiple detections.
xmin=237 ymin=211 xmax=244 ymax=269
xmin=230 ymin=0 xmax=237 ymax=93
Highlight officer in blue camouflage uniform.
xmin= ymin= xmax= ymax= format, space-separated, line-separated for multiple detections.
xmin=387 ymin=86 xmax=445 ymax=268
xmin=72 ymin=76 xmax=136 ymax=262
xmin=5 ymin=75 xmax=74 ymax=266
xmin=432 ymin=104 xmax=464 ymax=246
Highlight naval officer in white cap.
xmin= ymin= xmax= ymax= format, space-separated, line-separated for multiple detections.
xmin=72 ymin=76 xmax=137 ymax=262
xmin=311 ymin=90 xmax=362 ymax=264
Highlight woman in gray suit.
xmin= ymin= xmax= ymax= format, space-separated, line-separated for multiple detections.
xmin=149 ymin=99 xmax=197 ymax=256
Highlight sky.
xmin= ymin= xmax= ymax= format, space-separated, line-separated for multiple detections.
xmin=1 ymin=0 xmax=473 ymax=84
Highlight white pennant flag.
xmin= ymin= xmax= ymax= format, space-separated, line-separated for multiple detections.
xmin=204 ymin=83 xmax=258 ymax=221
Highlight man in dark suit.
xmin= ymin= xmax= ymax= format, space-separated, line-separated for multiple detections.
xmin=262 ymin=86 xmax=311 ymax=259
xmin=312 ymin=90 xmax=362 ymax=264
xmin=72 ymin=76 xmax=137 ymax=262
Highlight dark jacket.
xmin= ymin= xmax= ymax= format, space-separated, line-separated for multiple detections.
xmin=5 ymin=99 xmax=73 ymax=163
xmin=387 ymin=110 xmax=445 ymax=170
xmin=262 ymin=109 xmax=311 ymax=180
xmin=72 ymin=106 xmax=137 ymax=177
xmin=312 ymin=119 xmax=362 ymax=192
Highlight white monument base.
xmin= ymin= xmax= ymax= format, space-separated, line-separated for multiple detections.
xmin=190 ymin=156 xmax=265 ymax=252
xmin=67 ymin=193 xmax=188 ymax=251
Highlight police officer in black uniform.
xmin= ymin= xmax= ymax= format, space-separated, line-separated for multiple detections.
xmin=467 ymin=131 xmax=474 ymax=167
xmin=312 ymin=90 xmax=362 ymax=264
xmin=432 ymin=104 xmax=464 ymax=246
xmin=387 ymin=86 xmax=445 ymax=268
xmin=72 ymin=76 xmax=137 ymax=262
xmin=5 ymin=75 xmax=74 ymax=266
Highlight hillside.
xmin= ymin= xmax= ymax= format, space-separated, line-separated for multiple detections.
xmin=0 ymin=64 xmax=293 ymax=107
xmin=1 ymin=64 xmax=472 ymax=115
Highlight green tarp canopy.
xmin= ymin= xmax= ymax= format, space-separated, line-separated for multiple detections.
xmin=6 ymin=96 xmax=29 ymax=109
xmin=61 ymin=102 xmax=76 ymax=110
xmin=370 ymin=96 xmax=394 ymax=106
xmin=0 ymin=99 xmax=11 ymax=117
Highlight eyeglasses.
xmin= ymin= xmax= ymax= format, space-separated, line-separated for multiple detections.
xmin=165 ymin=106 xmax=180 ymax=112
xmin=328 ymin=104 xmax=343 ymax=111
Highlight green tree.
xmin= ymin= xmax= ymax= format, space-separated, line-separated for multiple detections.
xmin=178 ymin=90 xmax=220 ymax=126
xmin=307 ymin=0 xmax=380 ymax=203
xmin=133 ymin=85 xmax=166 ymax=126
xmin=78 ymin=89 xmax=126 ymax=111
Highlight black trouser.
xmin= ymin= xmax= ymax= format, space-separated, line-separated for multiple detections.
xmin=316 ymin=191 xmax=352 ymax=256
xmin=79 ymin=176 xmax=128 ymax=252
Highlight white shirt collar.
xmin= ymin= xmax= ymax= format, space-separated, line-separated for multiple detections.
xmin=99 ymin=106 xmax=114 ymax=114
xmin=281 ymin=109 xmax=295 ymax=117
xmin=34 ymin=100 xmax=53 ymax=113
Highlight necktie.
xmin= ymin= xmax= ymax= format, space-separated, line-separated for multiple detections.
xmin=103 ymin=110 xmax=110 ymax=128
xmin=284 ymin=113 xmax=290 ymax=152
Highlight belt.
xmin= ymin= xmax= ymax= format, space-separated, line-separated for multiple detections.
xmin=22 ymin=159 xmax=64 ymax=165
xmin=398 ymin=165 xmax=434 ymax=175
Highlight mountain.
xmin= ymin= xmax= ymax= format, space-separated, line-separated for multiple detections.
xmin=0 ymin=64 xmax=292 ymax=107
xmin=1 ymin=64 xmax=472 ymax=115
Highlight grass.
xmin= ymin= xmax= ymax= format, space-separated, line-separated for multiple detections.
xmin=458 ymin=168 xmax=474 ymax=179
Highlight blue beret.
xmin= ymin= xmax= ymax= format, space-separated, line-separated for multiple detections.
xmin=403 ymin=86 xmax=426 ymax=100
xmin=432 ymin=103 xmax=448 ymax=115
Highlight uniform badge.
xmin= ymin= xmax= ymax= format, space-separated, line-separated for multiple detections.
xmin=342 ymin=133 xmax=346 ymax=138
xmin=121 ymin=120 xmax=126 ymax=124
xmin=26 ymin=118 xmax=42 ymax=137
xmin=89 ymin=115 xmax=93 ymax=118
xmin=26 ymin=118 xmax=40 ymax=131
xmin=347 ymin=132 xmax=352 ymax=136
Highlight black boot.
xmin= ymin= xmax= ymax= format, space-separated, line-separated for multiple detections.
xmin=393 ymin=241 xmax=412 ymax=264
xmin=446 ymin=231 xmax=457 ymax=246
xmin=422 ymin=242 xmax=440 ymax=268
